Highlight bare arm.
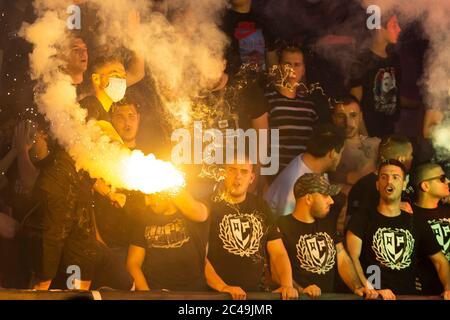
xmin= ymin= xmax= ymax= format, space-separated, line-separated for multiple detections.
xmin=346 ymin=231 xmax=371 ymax=288
xmin=205 ymin=258 xmax=246 ymax=299
xmin=267 ymin=238 xmax=294 ymax=288
xmin=172 ymin=189 xmax=209 ymax=222
xmin=429 ymin=251 xmax=450 ymax=297
xmin=126 ymin=10 xmax=145 ymax=87
xmin=336 ymin=243 xmax=364 ymax=291
xmin=126 ymin=245 xmax=150 ymax=291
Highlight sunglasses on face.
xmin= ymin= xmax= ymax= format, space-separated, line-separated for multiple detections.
xmin=422 ymin=174 xmax=448 ymax=184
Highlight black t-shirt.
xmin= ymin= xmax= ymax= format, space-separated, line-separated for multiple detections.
xmin=277 ymin=210 xmax=342 ymax=293
xmin=79 ymin=95 xmax=110 ymax=122
xmin=221 ymin=10 xmax=275 ymax=75
xmin=347 ymin=209 xmax=441 ymax=294
xmin=350 ymin=49 xmax=401 ymax=138
xmin=131 ymin=210 xmax=209 ymax=291
xmin=412 ymin=204 xmax=450 ymax=294
xmin=207 ymin=193 xmax=280 ymax=291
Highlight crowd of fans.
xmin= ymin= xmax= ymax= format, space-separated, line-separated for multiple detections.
xmin=0 ymin=0 xmax=449 ymax=300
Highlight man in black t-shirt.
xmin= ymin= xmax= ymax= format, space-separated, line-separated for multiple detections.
xmin=350 ymin=13 xmax=402 ymax=138
xmin=126 ymin=189 xmax=210 ymax=291
xmin=278 ymin=173 xmax=378 ymax=299
xmin=206 ymin=159 xmax=298 ymax=300
xmin=221 ymin=0 xmax=277 ymax=75
xmin=346 ymin=135 xmax=414 ymax=226
xmin=411 ymin=163 xmax=450 ymax=296
xmin=347 ymin=160 xmax=450 ymax=300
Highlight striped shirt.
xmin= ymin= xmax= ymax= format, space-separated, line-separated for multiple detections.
xmin=265 ymin=90 xmax=318 ymax=172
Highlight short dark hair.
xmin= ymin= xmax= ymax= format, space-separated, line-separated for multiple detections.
xmin=377 ymin=159 xmax=407 ymax=178
xmin=90 ymin=55 xmax=124 ymax=73
xmin=378 ymin=134 xmax=411 ymax=162
xmin=111 ymin=96 xmax=140 ymax=114
xmin=331 ymin=94 xmax=360 ymax=112
xmin=306 ymin=124 xmax=345 ymax=158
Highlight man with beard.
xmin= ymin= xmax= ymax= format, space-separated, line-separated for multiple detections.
xmin=412 ymin=163 xmax=450 ymax=296
xmin=265 ymin=124 xmax=345 ymax=217
xmin=346 ymin=160 xmax=450 ymax=300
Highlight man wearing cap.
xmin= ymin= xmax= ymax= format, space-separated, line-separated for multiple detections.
xmin=412 ymin=163 xmax=450 ymax=296
xmin=277 ymin=173 xmax=378 ymax=299
xmin=347 ymin=160 xmax=450 ymax=300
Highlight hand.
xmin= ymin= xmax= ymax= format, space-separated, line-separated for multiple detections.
xmin=220 ymin=285 xmax=246 ymax=300
xmin=354 ymin=287 xmax=379 ymax=300
xmin=273 ymin=286 xmax=298 ymax=300
xmin=34 ymin=280 xmax=52 ymax=291
xmin=301 ymin=284 xmax=321 ymax=299
xmin=400 ymin=202 xmax=413 ymax=214
xmin=13 ymin=121 xmax=34 ymax=153
xmin=377 ymin=289 xmax=396 ymax=300
xmin=109 ymin=192 xmax=127 ymax=208
xmin=442 ymin=290 xmax=450 ymax=300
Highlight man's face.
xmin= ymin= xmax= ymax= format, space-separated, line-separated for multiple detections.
xmin=145 ymin=193 xmax=172 ymax=215
xmin=327 ymin=148 xmax=343 ymax=172
xmin=66 ymin=37 xmax=88 ymax=74
xmin=111 ymin=104 xmax=140 ymax=144
xmin=93 ymin=62 xmax=126 ymax=91
xmin=280 ymin=51 xmax=305 ymax=85
xmin=224 ymin=162 xmax=255 ymax=199
xmin=422 ymin=167 xmax=450 ymax=199
xmin=381 ymin=72 xmax=394 ymax=93
xmin=385 ymin=15 xmax=401 ymax=44
xmin=376 ymin=165 xmax=405 ymax=203
xmin=332 ymin=102 xmax=361 ymax=139
xmin=310 ymin=193 xmax=334 ymax=219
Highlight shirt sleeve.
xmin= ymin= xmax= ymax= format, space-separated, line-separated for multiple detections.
xmin=262 ymin=199 xmax=281 ymax=241
xmin=346 ymin=208 xmax=370 ymax=240
xmin=416 ymin=220 xmax=442 ymax=257
xmin=130 ymin=219 xmax=146 ymax=249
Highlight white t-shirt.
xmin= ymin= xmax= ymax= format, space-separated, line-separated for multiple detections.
xmin=264 ymin=154 xmax=315 ymax=216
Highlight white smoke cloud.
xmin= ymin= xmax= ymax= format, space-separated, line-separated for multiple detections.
xmin=21 ymin=0 xmax=228 ymax=191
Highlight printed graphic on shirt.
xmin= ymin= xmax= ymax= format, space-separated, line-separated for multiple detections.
xmin=144 ymin=219 xmax=190 ymax=249
xmin=373 ymin=67 xmax=397 ymax=115
xmin=219 ymin=213 xmax=264 ymax=257
xmin=234 ymin=22 xmax=266 ymax=70
xmin=428 ymin=218 xmax=450 ymax=260
xmin=296 ymin=232 xmax=336 ymax=275
xmin=372 ymin=227 xmax=414 ymax=270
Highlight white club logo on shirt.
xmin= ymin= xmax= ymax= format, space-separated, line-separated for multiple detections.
xmin=428 ymin=218 xmax=450 ymax=260
xmin=219 ymin=213 xmax=264 ymax=257
xmin=372 ymin=227 xmax=414 ymax=270
xmin=296 ymin=232 xmax=336 ymax=275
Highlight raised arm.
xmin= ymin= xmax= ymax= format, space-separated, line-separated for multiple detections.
xmin=267 ymin=238 xmax=298 ymax=300
xmin=205 ymin=258 xmax=246 ymax=300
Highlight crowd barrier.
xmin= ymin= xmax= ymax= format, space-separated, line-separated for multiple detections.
xmin=0 ymin=290 xmax=443 ymax=300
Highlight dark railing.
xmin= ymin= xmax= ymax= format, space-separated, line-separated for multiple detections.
xmin=0 ymin=290 xmax=444 ymax=300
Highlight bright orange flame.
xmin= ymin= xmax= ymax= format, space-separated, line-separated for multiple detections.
xmin=122 ymin=150 xmax=185 ymax=194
